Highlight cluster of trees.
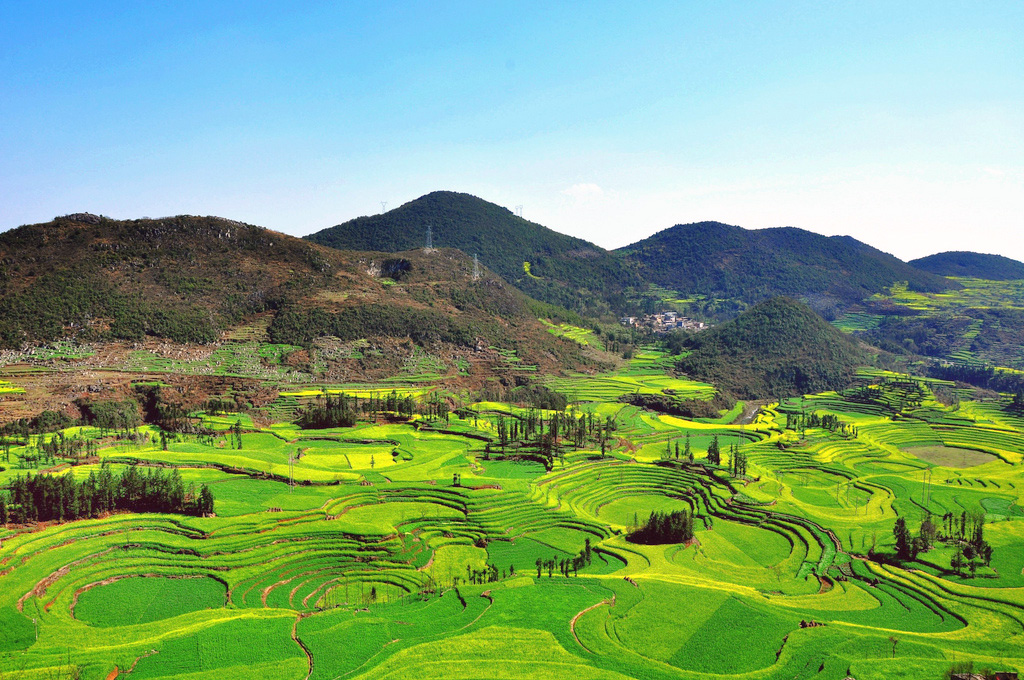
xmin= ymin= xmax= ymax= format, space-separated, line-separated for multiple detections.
xmin=891 ymin=511 xmax=993 ymax=576
xmin=534 ymin=539 xmax=593 ymax=578
xmin=269 ymin=305 xmax=484 ymax=349
xmin=77 ymin=399 xmax=142 ymax=436
xmin=657 ymin=434 xmax=745 ymax=474
xmin=0 ymin=464 xmax=214 ymax=524
xmin=930 ymin=363 xmax=1024 ymax=395
xmin=2 ymin=432 xmax=100 ymax=468
xmin=731 ymin=445 xmax=748 ymax=477
xmin=0 ymin=410 xmax=76 ymax=438
xmin=296 ymin=391 xmax=417 ymax=429
xmin=486 ymin=408 xmax=616 ymax=468
xmin=943 ymin=511 xmax=993 ymax=577
xmin=785 ymin=411 xmax=858 ymax=438
xmin=466 ymin=563 xmax=501 ymax=584
xmin=473 ymin=383 xmax=568 ymax=412
xmin=628 ymin=510 xmax=695 ymax=545
xmin=621 ymin=391 xmax=736 ymax=420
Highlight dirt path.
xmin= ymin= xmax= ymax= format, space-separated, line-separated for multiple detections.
xmin=292 ymin=614 xmax=314 ymax=680
xmin=570 ymin=594 xmax=615 ymax=653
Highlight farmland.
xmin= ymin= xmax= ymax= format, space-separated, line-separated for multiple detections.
xmin=3 ymin=358 xmax=1024 ymax=679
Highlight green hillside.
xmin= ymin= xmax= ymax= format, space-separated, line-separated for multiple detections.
xmin=305 ymin=191 xmax=642 ymax=316
xmin=0 ymin=213 xmax=598 ymax=377
xmin=619 ymin=221 xmax=957 ymax=309
xmin=676 ymin=296 xmax=866 ymax=398
xmin=910 ymin=251 xmax=1024 ymax=280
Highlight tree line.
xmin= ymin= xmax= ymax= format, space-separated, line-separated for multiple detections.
xmin=296 ymin=391 xmax=418 ymax=429
xmin=0 ymin=464 xmax=214 ymax=525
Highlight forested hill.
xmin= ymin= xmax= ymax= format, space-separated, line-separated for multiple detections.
xmin=909 ymin=251 xmax=1024 ymax=281
xmin=305 ymin=191 xmax=642 ymax=316
xmin=676 ymin=296 xmax=866 ymax=399
xmin=618 ymin=221 xmax=957 ymax=308
xmin=0 ymin=213 xmax=598 ymax=373
xmin=0 ymin=213 xmax=342 ymax=347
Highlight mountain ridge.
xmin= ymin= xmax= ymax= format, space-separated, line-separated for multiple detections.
xmin=617 ymin=221 xmax=958 ymax=312
xmin=910 ymin=251 xmax=1024 ymax=281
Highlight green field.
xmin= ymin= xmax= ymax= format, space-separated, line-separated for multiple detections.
xmin=3 ymin=368 xmax=1024 ymax=679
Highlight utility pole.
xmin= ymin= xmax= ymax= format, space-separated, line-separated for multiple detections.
xmin=289 ymin=450 xmax=295 ymax=493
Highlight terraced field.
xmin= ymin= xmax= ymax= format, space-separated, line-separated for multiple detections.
xmin=2 ymin=369 xmax=1024 ymax=679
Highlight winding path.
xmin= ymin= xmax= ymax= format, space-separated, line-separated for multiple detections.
xmin=569 ymin=594 xmax=615 ymax=654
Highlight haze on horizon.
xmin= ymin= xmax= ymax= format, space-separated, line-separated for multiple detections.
xmin=1 ymin=2 xmax=1022 ymax=261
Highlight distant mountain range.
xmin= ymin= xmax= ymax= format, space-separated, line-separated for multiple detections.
xmin=308 ymin=193 xmax=962 ymax=317
xmin=910 ymin=251 xmax=1024 ymax=281
xmin=617 ymin=221 xmax=956 ymax=309
xmin=3 ymin=192 xmax=1015 ymax=368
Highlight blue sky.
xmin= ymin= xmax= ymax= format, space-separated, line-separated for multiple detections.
xmin=1 ymin=1 xmax=1022 ymax=260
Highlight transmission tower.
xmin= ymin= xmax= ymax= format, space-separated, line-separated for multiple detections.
xmin=380 ymin=201 xmax=388 ymax=213
xmin=473 ymin=254 xmax=481 ymax=281
xmin=515 ymin=205 xmax=523 ymax=218
xmin=425 ymin=225 xmax=434 ymax=252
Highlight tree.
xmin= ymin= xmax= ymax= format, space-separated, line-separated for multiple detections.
xmin=198 ymin=485 xmax=215 ymax=516
xmin=707 ymin=436 xmax=721 ymax=466
xmin=951 ymin=542 xmax=965 ymax=576
xmin=893 ymin=517 xmax=914 ymax=561
xmin=536 ymin=558 xmax=542 ymax=579
xmin=0 ymin=495 xmax=7 ymax=526
xmin=918 ymin=513 xmax=937 ymax=550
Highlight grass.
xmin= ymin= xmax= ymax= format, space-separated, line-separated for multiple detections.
xmin=75 ymin=576 xmax=226 ymax=627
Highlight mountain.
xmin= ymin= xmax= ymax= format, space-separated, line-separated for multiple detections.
xmin=0 ymin=213 xmax=603 ymax=378
xmin=305 ymin=191 xmax=642 ymax=316
xmin=618 ymin=221 xmax=958 ymax=312
xmin=910 ymin=251 xmax=1024 ymax=281
xmin=675 ymin=296 xmax=866 ymax=399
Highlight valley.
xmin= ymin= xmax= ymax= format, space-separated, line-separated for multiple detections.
xmin=1 ymin=204 xmax=1023 ymax=680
